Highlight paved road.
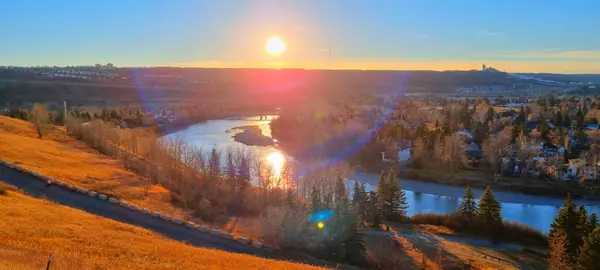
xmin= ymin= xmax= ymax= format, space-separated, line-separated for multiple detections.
xmin=0 ymin=163 xmax=263 ymax=256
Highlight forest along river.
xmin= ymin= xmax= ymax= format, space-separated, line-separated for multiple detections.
xmin=164 ymin=116 xmax=600 ymax=233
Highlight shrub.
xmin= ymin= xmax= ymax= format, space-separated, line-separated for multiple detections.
xmin=0 ymin=183 xmax=18 ymax=196
xmin=411 ymin=212 xmax=547 ymax=246
xmin=29 ymin=103 xmax=50 ymax=139
xmin=365 ymin=239 xmax=407 ymax=270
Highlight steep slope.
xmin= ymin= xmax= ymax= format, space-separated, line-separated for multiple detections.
xmin=0 ymin=115 xmax=185 ymax=217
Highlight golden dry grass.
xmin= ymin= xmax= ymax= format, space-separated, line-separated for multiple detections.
xmin=0 ymin=183 xmax=322 ymax=270
xmin=0 ymin=116 xmax=186 ymax=217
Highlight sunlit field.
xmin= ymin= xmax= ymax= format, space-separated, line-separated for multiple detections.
xmin=0 ymin=115 xmax=186 ymax=217
xmin=0 ymin=182 xmax=323 ymax=270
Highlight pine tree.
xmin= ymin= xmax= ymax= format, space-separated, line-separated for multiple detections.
xmin=376 ymin=171 xmax=390 ymax=219
xmin=457 ymin=187 xmax=479 ymax=220
xmin=589 ymin=213 xmax=599 ymax=233
xmin=342 ymin=208 xmax=367 ymax=264
xmin=386 ymin=169 xmax=408 ymax=219
xmin=352 ymin=180 xmax=361 ymax=206
xmin=352 ymin=181 xmax=367 ymax=219
xmin=575 ymin=227 xmax=600 ymax=270
xmin=579 ymin=205 xmax=591 ymax=239
xmin=477 ymin=187 xmax=502 ymax=238
xmin=550 ymin=193 xmax=581 ymax=263
xmin=365 ymin=191 xmax=382 ymax=227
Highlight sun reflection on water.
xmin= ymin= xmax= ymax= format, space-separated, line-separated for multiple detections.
xmin=266 ymin=151 xmax=285 ymax=179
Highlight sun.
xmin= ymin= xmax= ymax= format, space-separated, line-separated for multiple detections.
xmin=267 ymin=151 xmax=285 ymax=169
xmin=265 ymin=37 xmax=286 ymax=55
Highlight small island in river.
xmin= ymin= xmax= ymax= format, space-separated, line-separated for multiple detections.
xmin=231 ymin=125 xmax=275 ymax=147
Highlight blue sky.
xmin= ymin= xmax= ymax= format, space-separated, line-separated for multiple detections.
xmin=1 ymin=0 xmax=599 ymax=73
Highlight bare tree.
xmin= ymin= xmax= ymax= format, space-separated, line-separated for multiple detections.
xmin=29 ymin=103 xmax=50 ymax=139
xmin=441 ymin=133 xmax=467 ymax=172
xmin=473 ymin=101 xmax=492 ymax=124
xmin=516 ymin=133 xmax=537 ymax=177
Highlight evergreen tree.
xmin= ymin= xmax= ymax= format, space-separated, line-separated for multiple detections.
xmin=386 ymin=169 xmax=408 ymax=219
xmin=477 ymin=187 xmax=502 ymax=238
xmin=342 ymin=208 xmax=367 ymax=264
xmin=575 ymin=227 xmax=600 ymax=270
xmin=579 ymin=205 xmax=591 ymax=238
xmin=352 ymin=180 xmax=363 ymax=206
xmin=550 ymin=193 xmax=581 ymax=263
xmin=365 ymin=191 xmax=382 ymax=227
xmin=589 ymin=213 xmax=599 ymax=233
xmin=376 ymin=171 xmax=390 ymax=218
xmin=352 ymin=181 xmax=367 ymax=219
xmin=457 ymin=187 xmax=479 ymax=220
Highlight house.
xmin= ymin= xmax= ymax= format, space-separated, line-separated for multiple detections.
xmin=559 ymin=159 xmax=596 ymax=182
xmin=466 ymin=143 xmax=483 ymax=167
xmin=397 ymin=139 xmax=412 ymax=162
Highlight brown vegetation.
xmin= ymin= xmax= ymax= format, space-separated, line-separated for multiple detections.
xmin=411 ymin=213 xmax=547 ymax=247
xmin=0 ymin=115 xmax=186 ymax=217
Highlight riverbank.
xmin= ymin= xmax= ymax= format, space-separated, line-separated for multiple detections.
xmin=357 ymin=161 xmax=598 ymax=201
xmin=394 ymin=168 xmax=599 ymax=201
xmin=230 ymin=125 xmax=275 ymax=147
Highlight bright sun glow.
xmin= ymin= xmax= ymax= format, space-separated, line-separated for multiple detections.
xmin=266 ymin=151 xmax=285 ymax=185
xmin=265 ymin=37 xmax=286 ymax=55
xmin=267 ymin=151 xmax=285 ymax=170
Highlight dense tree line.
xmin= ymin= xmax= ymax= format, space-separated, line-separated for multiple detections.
xmin=548 ymin=193 xmax=600 ymax=269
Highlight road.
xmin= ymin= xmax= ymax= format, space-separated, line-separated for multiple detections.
xmin=0 ymin=163 xmax=263 ymax=256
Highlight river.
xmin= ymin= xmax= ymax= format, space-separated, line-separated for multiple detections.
xmin=164 ymin=116 xmax=600 ymax=233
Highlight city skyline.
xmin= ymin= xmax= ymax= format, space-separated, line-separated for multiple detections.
xmin=2 ymin=0 xmax=600 ymax=73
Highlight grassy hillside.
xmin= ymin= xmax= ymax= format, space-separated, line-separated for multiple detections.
xmin=0 ymin=115 xmax=186 ymax=218
xmin=0 ymin=183 xmax=321 ymax=269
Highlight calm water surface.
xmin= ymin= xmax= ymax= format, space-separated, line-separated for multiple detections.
xmin=165 ymin=116 xmax=600 ymax=233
